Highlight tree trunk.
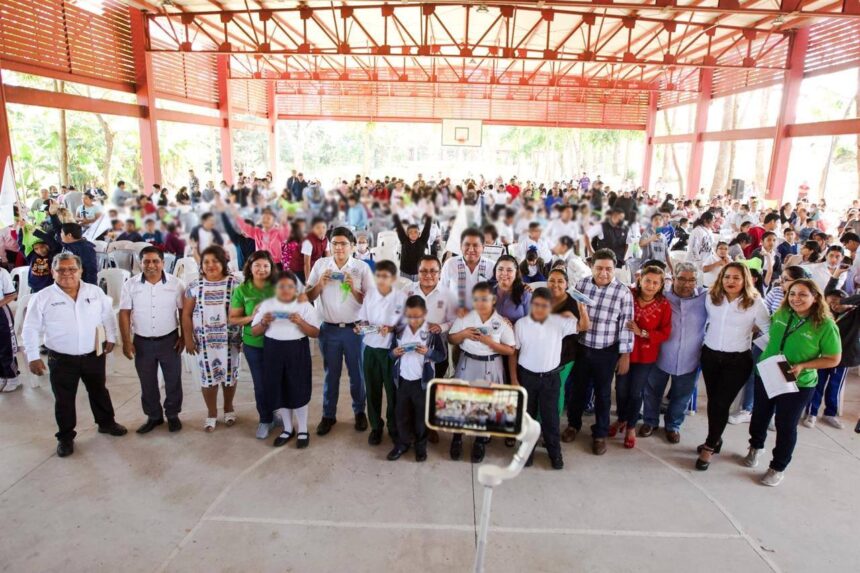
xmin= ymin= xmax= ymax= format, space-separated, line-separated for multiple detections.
xmin=94 ymin=114 xmax=115 ymax=189
xmin=662 ymin=110 xmax=685 ymax=194
xmin=56 ymin=81 xmax=69 ymax=186
xmin=754 ymin=89 xmax=771 ymax=194
xmin=725 ymin=95 xmax=740 ymax=193
xmin=818 ymin=101 xmax=854 ymax=199
xmin=709 ymin=95 xmax=736 ymax=196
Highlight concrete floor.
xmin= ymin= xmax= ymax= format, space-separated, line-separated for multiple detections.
xmin=1 ymin=349 xmax=858 ymax=573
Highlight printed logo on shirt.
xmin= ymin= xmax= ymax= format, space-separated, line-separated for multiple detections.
xmin=419 ymin=330 xmax=429 ymax=341
xmin=491 ymin=319 xmax=500 ymax=331
xmin=50 ymin=302 xmax=67 ymax=307
xmin=394 ymin=304 xmax=403 ymax=315
xmin=437 ymin=300 xmax=444 ymax=309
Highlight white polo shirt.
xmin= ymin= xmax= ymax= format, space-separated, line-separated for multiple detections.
xmin=119 ymin=273 xmax=185 ymax=337
xmin=545 ymin=219 xmax=581 ymax=245
xmin=397 ymin=323 xmax=429 ymax=381
xmin=307 ymin=256 xmax=374 ymax=324
xmin=358 ymin=287 xmax=406 ymax=349
xmin=22 ymin=282 xmax=117 ymax=362
xmin=515 ymin=314 xmax=578 ymax=373
xmin=251 ymin=299 xmax=321 ymax=341
xmin=404 ymin=282 xmax=458 ymax=333
xmin=451 ymin=310 xmax=515 ymax=357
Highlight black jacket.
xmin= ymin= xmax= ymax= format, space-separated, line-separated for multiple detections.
xmin=392 ymin=214 xmax=431 ymax=276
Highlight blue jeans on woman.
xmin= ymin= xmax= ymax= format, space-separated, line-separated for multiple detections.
xmin=808 ymin=367 xmax=847 ymax=417
xmin=643 ymin=367 xmax=699 ymax=432
xmin=243 ymin=345 xmax=272 ymax=424
xmin=615 ymin=362 xmax=655 ymax=427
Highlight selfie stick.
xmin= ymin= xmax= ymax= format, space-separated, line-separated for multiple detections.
xmin=473 ymin=413 xmax=541 ymax=573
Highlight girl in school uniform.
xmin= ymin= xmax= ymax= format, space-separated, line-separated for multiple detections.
xmin=252 ymin=272 xmax=321 ymax=449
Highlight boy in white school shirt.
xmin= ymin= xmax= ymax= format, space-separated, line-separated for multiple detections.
xmin=510 ymin=287 xmax=580 ymax=470
xmin=357 ymin=260 xmax=406 ymax=446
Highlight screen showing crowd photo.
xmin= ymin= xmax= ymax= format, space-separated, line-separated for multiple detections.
xmin=431 ymin=383 xmax=521 ymax=436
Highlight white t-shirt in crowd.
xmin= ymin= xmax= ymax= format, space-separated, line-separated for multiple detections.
xmin=515 ymin=314 xmax=577 ymax=373
xmin=397 ymin=322 xmax=430 ymax=381
xmin=251 ymin=298 xmax=321 ymax=340
xmin=358 ymin=287 xmax=406 ymax=348
xmin=451 ymin=310 xmax=516 ymax=357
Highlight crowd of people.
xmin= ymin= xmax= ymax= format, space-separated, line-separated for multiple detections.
xmin=2 ymin=167 xmax=859 ymax=487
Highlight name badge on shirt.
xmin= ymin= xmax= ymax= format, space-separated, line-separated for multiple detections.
xmin=491 ymin=320 xmax=501 ymax=332
xmin=437 ymin=300 xmax=444 ymax=309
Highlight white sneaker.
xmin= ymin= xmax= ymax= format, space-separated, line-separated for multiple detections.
xmin=743 ymin=447 xmax=763 ymax=468
xmin=1 ymin=378 xmax=20 ymax=392
xmin=256 ymin=423 xmax=271 ymax=439
xmin=822 ymin=415 xmax=844 ymax=429
xmin=0 ymin=379 xmax=6 ymax=392
xmin=761 ymin=468 xmax=784 ymax=487
xmin=728 ymin=410 xmax=752 ymax=425
xmin=768 ymin=418 xmax=776 ymax=432
xmin=803 ymin=415 xmax=817 ymax=428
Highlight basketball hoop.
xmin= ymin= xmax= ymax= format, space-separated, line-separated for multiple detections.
xmin=455 ymin=134 xmax=467 ymax=145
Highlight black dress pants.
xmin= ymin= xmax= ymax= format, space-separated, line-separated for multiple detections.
xmin=48 ymin=352 xmax=116 ymax=441
xmin=700 ymin=346 xmax=753 ymax=448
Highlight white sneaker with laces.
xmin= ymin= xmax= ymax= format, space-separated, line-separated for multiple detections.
xmin=761 ymin=468 xmax=784 ymax=487
xmin=803 ymin=415 xmax=817 ymax=428
xmin=743 ymin=447 xmax=763 ymax=468
xmin=728 ymin=410 xmax=752 ymax=425
xmin=822 ymin=415 xmax=844 ymax=429
xmin=1 ymin=378 xmax=20 ymax=392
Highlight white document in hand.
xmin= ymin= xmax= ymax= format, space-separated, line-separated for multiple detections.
xmin=757 ymin=354 xmax=799 ymax=399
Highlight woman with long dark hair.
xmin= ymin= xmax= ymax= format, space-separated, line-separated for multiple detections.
xmin=229 ymin=250 xmax=278 ymax=439
xmin=492 ymin=255 xmax=531 ymax=324
xmin=696 ymin=262 xmax=770 ymax=470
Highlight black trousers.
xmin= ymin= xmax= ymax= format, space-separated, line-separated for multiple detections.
xmin=700 ymin=346 xmax=753 ymax=448
xmin=518 ymin=367 xmax=562 ymax=459
xmin=48 ymin=352 xmax=116 ymax=441
xmin=567 ymin=344 xmax=619 ymax=438
xmin=134 ymin=333 xmax=183 ymax=421
xmin=749 ymin=378 xmax=815 ymax=472
xmin=395 ymin=377 xmax=427 ymax=451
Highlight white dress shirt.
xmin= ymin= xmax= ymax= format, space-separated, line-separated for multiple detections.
xmin=358 ymin=287 xmax=406 ymax=348
xmin=397 ymin=323 xmax=429 ymax=380
xmin=545 ymin=219 xmax=581 ymax=245
xmin=307 ymin=256 xmax=374 ymax=324
xmin=251 ymin=299 xmax=321 ymax=340
xmin=451 ymin=311 xmax=516 ymax=356
xmin=515 ymin=314 xmax=578 ymax=373
xmin=404 ymin=282 xmax=458 ymax=333
xmin=704 ymin=295 xmax=771 ymax=353
xmin=22 ymin=283 xmax=118 ymax=361
xmin=119 ymin=273 xmax=185 ymax=337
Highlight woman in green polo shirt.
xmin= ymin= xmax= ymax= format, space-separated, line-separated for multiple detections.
xmin=744 ymin=278 xmax=841 ymax=487
xmin=229 ymin=251 xmax=277 ymax=439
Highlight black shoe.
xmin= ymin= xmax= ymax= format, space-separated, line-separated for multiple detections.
xmin=696 ymin=439 xmax=722 ymax=455
xmin=296 ymin=432 xmax=310 ymax=449
xmin=273 ymin=431 xmax=293 ymax=447
xmin=316 ymin=417 xmax=337 ymax=436
xmin=56 ymin=440 xmax=74 ymax=457
xmin=368 ymin=429 xmax=383 ymax=446
xmin=450 ymin=436 xmax=463 ymax=461
xmin=136 ymin=418 xmax=164 ymax=434
xmin=427 ymin=429 xmax=440 ymax=444
xmin=354 ymin=413 xmax=368 ymax=431
xmin=387 ymin=445 xmax=409 ymax=461
xmin=98 ymin=423 xmax=128 ymax=437
xmin=415 ymin=449 xmax=427 ymax=462
xmin=167 ymin=418 xmax=182 ymax=432
xmin=504 ymin=437 xmax=516 ymax=447
xmin=550 ymin=456 xmax=564 ymax=470
xmin=471 ymin=441 xmax=486 ymax=464
xmin=855 ymin=418 xmax=860 ymax=434
xmin=524 ymin=453 xmax=534 ymax=467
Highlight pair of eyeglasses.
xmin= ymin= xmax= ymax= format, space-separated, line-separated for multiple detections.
xmin=419 ymin=270 xmax=439 ymax=275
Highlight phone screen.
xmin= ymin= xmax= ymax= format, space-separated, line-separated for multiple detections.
xmin=425 ymin=381 xmax=525 ymax=438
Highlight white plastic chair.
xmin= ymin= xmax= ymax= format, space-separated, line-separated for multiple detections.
xmin=172 ymin=257 xmax=199 ymax=282
xmin=395 ymin=276 xmax=413 ymax=291
xmin=106 ymin=240 xmax=135 ymax=253
xmin=11 ymin=266 xmax=30 ymax=337
xmin=108 ymin=250 xmax=135 ymax=272
xmin=163 ymin=253 xmax=177 ymax=274
xmin=98 ymin=268 xmax=130 ymax=309
xmin=375 ymin=231 xmax=401 ymax=265
xmin=527 ymin=281 xmax=547 ymax=290
xmin=92 ymin=240 xmax=108 ymax=253
xmin=224 ymin=242 xmax=240 ymax=273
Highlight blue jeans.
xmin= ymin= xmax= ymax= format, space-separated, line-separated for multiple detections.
xmin=615 ymin=363 xmax=654 ymax=426
xmin=643 ymin=367 xmax=699 ymax=432
xmin=319 ymin=323 xmax=366 ymax=419
xmin=568 ymin=345 xmax=619 ymax=439
xmin=809 ymin=367 xmax=847 ymax=417
xmin=243 ymin=345 xmax=271 ymax=424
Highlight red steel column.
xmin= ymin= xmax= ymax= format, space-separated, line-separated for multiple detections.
xmin=217 ymin=55 xmax=234 ymax=184
xmin=641 ymin=92 xmax=657 ymax=190
xmin=266 ymin=81 xmax=278 ymax=185
xmin=0 ymin=68 xmax=13 ymax=178
xmin=766 ymin=27 xmax=809 ymax=204
xmin=129 ymin=8 xmax=162 ymax=192
xmin=686 ymin=68 xmax=713 ymax=199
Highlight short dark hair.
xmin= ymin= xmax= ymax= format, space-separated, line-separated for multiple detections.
xmin=278 ymin=270 xmax=300 ymax=286
xmin=592 ymin=248 xmax=617 ymax=265
xmin=840 ymin=232 xmax=860 ymax=244
xmin=60 ymin=223 xmax=83 ymax=239
xmin=330 ymin=226 xmax=356 ymax=244
xmin=418 ymin=255 xmax=441 ymax=269
xmin=761 ymin=231 xmax=777 ymax=241
xmin=784 ymin=227 xmax=796 ymax=236
xmin=375 ymin=259 xmax=398 ymax=276
xmin=531 ymin=287 xmax=552 ymax=303
xmin=460 ymin=227 xmax=484 ymax=244
xmin=472 ymin=281 xmax=494 ymax=295
xmin=311 ymin=216 xmax=326 ymax=227
xmin=200 ymin=212 xmax=214 ymax=222
xmin=405 ymin=295 xmax=427 ymax=311
xmin=242 ymin=250 xmax=276 ymax=284
xmin=764 ymin=213 xmax=781 ymax=225
xmin=139 ymin=246 xmax=164 ymax=261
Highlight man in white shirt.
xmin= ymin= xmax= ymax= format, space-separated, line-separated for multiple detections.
xmin=118 ymin=246 xmax=186 ymax=435
xmin=515 ymin=222 xmax=553 ymax=262
xmin=22 ymin=253 xmax=127 ymax=458
xmin=511 ymin=287 xmax=579 ymax=469
xmin=357 ymin=260 xmax=406 ymax=446
xmin=406 ymin=256 xmax=458 ymax=377
xmin=307 ymin=227 xmax=375 ymax=436
xmin=440 ymin=228 xmax=495 ymax=310
xmin=545 ymin=205 xmax=581 ymax=247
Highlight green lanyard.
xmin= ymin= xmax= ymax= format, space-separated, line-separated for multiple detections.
xmin=779 ymin=313 xmax=807 ymax=353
